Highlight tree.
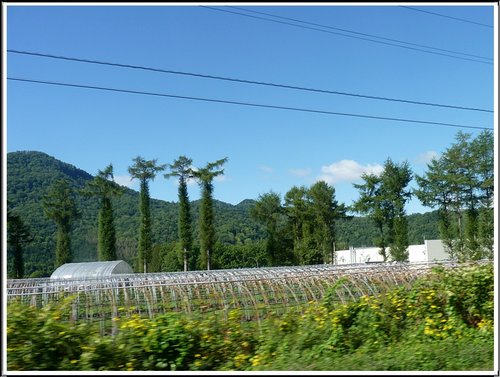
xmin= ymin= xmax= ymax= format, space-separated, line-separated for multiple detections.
xmin=308 ymin=181 xmax=348 ymax=264
xmin=379 ymin=159 xmax=412 ymax=261
xmin=353 ymin=173 xmax=389 ymax=261
xmin=415 ymin=130 xmax=494 ymax=261
xmin=250 ymin=191 xmax=288 ymax=266
xmin=82 ymin=164 xmax=124 ymax=261
xmin=284 ymin=186 xmax=312 ymax=265
xmin=7 ymin=207 xmax=32 ymax=278
xmin=42 ymin=179 xmax=79 ymax=268
xmin=192 ymin=157 xmax=228 ymax=270
xmin=128 ymin=156 xmax=166 ymax=272
xmin=353 ymin=159 xmax=412 ymax=262
xmin=165 ymin=156 xmax=194 ymax=271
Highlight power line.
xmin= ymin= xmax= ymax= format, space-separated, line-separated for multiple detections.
xmin=7 ymin=49 xmax=493 ymax=114
xmin=228 ymin=6 xmax=493 ymax=62
xmin=201 ymin=6 xmax=493 ymax=66
xmin=400 ymin=6 xmax=493 ymax=29
xmin=8 ymin=77 xmax=492 ymax=131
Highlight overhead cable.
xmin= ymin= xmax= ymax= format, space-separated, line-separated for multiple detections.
xmin=400 ymin=6 xmax=493 ymax=29
xmin=7 ymin=49 xmax=493 ymax=113
xmin=228 ymin=6 xmax=493 ymax=62
xmin=8 ymin=77 xmax=492 ymax=131
xmin=201 ymin=6 xmax=493 ymax=65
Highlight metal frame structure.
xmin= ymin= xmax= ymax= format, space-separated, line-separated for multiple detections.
xmin=7 ymin=261 xmax=471 ymax=333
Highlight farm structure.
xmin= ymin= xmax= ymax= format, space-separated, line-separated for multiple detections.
xmin=6 ymin=260 xmax=478 ymax=334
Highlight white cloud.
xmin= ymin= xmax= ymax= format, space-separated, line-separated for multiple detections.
xmin=214 ymin=175 xmax=227 ymax=182
xmin=289 ymin=168 xmax=312 ymax=177
xmin=415 ymin=151 xmax=439 ymax=164
xmin=114 ymin=175 xmax=136 ymax=188
xmin=260 ymin=165 xmax=273 ymax=173
xmin=318 ymin=159 xmax=383 ymax=184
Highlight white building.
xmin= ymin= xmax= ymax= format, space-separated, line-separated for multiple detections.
xmin=334 ymin=239 xmax=449 ymax=265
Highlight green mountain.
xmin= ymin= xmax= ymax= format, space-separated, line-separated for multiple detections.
xmin=6 ymin=151 xmax=439 ymax=277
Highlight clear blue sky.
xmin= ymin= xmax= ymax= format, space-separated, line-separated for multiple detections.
xmin=5 ymin=3 xmax=496 ymax=214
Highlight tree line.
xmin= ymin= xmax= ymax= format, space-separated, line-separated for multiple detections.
xmin=248 ymin=130 xmax=493 ymax=266
xmin=7 ymin=130 xmax=493 ymax=278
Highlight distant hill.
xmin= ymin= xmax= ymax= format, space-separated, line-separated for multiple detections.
xmin=6 ymin=151 xmax=439 ymax=277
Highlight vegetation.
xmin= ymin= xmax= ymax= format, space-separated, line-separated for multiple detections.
xmin=165 ymin=156 xmax=195 ymax=271
xmin=7 ymin=206 xmax=32 ymax=278
xmin=353 ymin=158 xmax=412 ymax=261
xmin=7 ymin=263 xmax=493 ymax=371
xmin=42 ymin=178 xmax=80 ymax=268
xmin=128 ymin=156 xmax=166 ymax=273
xmin=6 ymin=127 xmax=492 ymax=278
xmin=414 ymin=130 xmax=494 ymax=261
xmin=192 ymin=157 xmax=228 ymax=270
xmin=81 ymin=164 xmax=124 ymax=261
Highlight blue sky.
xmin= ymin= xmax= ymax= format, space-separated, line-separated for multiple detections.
xmin=5 ymin=3 xmax=496 ymax=214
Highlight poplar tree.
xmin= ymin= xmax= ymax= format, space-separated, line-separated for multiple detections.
xmin=193 ymin=157 xmax=228 ymax=270
xmin=82 ymin=164 xmax=124 ymax=261
xmin=165 ymin=155 xmax=194 ymax=271
xmin=7 ymin=207 xmax=32 ymax=278
xmin=42 ymin=178 xmax=79 ymax=268
xmin=128 ymin=156 xmax=166 ymax=273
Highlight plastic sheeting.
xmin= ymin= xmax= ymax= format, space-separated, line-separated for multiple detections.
xmin=50 ymin=260 xmax=133 ymax=279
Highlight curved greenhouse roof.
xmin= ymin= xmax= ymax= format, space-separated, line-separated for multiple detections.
xmin=50 ymin=260 xmax=133 ymax=279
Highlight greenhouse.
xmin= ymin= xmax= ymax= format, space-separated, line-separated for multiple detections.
xmin=50 ymin=260 xmax=133 ymax=279
xmin=7 ymin=260 xmax=480 ymax=334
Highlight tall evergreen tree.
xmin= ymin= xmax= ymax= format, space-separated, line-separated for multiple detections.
xmin=82 ymin=164 xmax=124 ymax=261
xmin=42 ymin=179 xmax=79 ymax=268
xmin=128 ymin=156 xmax=166 ymax=272
xmin=7 ymin=206 xmax=32 ymax=278
xmin=193 ymin=157 xmax=228 ymax=270
xmin=251 ymin=191 xmax=284 ymax=266
xmin=165 ymin=155 xmax=194 ymax=271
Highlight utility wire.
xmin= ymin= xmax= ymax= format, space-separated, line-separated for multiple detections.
xmin=201 ymin=6 xmax=493 ymax=65
xmin=7 ymin=77 xmax=492 ymax=131
xmin=400 ymin=6 xmax=493 ymax=29
xmin=7 ymin=49 xmax=493 ymax=114
xmin=228 ymin=6 xmax=493 ymax=62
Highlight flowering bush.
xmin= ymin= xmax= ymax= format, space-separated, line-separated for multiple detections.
xmin=7 ymin=263 xmax=493 ymax=371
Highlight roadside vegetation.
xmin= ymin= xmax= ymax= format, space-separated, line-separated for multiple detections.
xmin=7 ymin=263 xmax=493 ymax=371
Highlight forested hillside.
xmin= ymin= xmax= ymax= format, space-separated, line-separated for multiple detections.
xmin=7 ymin=151 xmax=439 ymax=277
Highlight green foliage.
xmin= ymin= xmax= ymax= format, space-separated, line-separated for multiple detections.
xmin=128 ymin=156 xmax=166 ymax=272
xmin=414 ymin=130 xmax=494 ymax=261
xmin=193 ymin=157 xmax=228 ymax=270
xmin=7 ymin=264 xmax=493 ymax=371
xmin=81 ymin=164 xmax=124 ymax=261
xmin=7 ymin=207 xmax=32 ymax=278
xmin=165 ymin=156 xmax=195 ymax=271
xmin=8 ymin=151 xmax=445 ymax=277
xmin=353 ymin=159 xmax=412 ymax=262
xmin=7 ymin=296 xmax=91 ymax=370
xmin=42 ymin=178 xmax=80 ymax=267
